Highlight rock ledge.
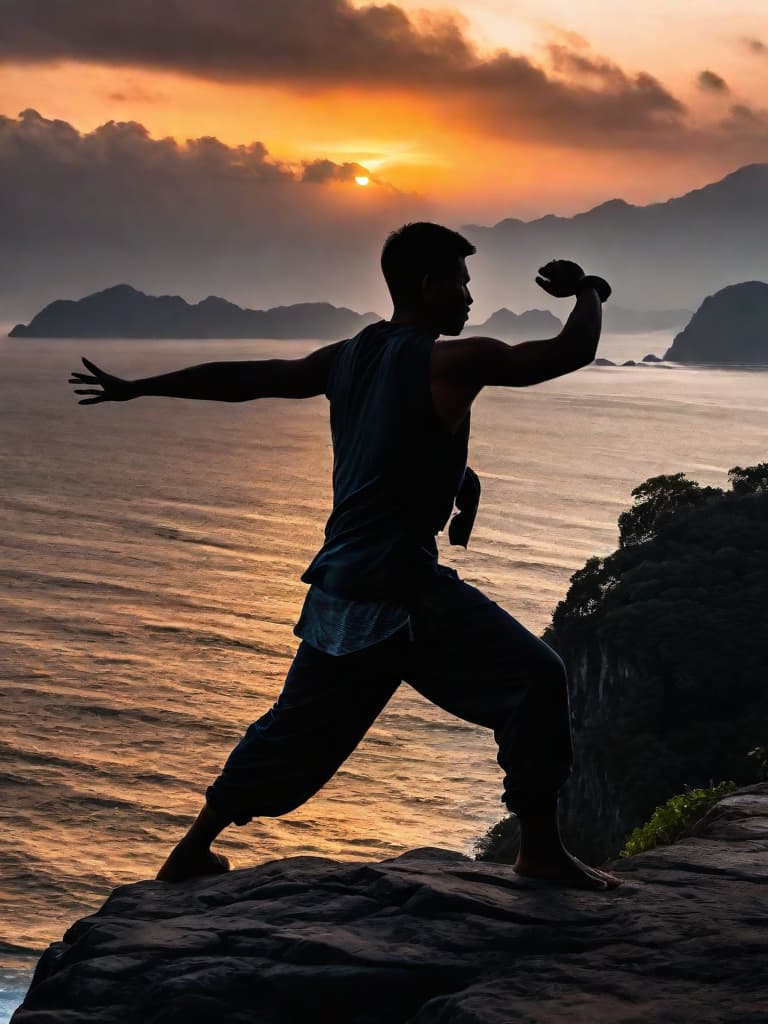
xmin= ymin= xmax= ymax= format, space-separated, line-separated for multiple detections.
xmin=13 ymin=783 xmax=768 ymax=1023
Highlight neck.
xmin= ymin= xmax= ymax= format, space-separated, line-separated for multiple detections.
xmin=389 ymin=306 xmax=440 ymax=339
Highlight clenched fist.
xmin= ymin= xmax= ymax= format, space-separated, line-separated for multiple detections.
xmin=535 ymin=260 xmax=611 ymax=302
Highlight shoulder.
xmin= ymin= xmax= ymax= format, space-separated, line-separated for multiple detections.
xmin=430 ymin=336 xmax=505 ymax=385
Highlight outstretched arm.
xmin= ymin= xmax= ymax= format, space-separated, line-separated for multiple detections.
xmin=435 ymin=261 xmax=610 ymax=390
xmin=69 ymin=339 xmax=346 ymax=405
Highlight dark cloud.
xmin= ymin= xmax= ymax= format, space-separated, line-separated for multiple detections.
xmin=0 ymin=0 xmax=687 ymax=146
xmin=697 ymin=69 xmax=729 ymax=93
xmin=721 ymin=103 xmax=768 ymax=136
xmin=0 ymin=109 xmax=426 ymax=320
xmin=0 ymin=0 xmax=478 ymax=83
xmin=301 ymin=159 xmax=373 ymax=184
xmin=108 ymin=82 xmax=166 ymax=103
xmin=742 ymin=37 xmax=766 ymax=54
xmin=466 ymin=47 xmax=684 ymax=146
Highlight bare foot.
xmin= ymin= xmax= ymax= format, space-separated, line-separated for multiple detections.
xmin=156 ymin=842 xmax=231 ymax=883
xmin=513 ymin=849 xmax=622 ymax=890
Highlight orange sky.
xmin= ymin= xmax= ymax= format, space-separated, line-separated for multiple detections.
xmin=2 ymin=1 xmax=767 ymax=220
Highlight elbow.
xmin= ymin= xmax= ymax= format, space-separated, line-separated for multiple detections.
xmin=560 ymin=328 xmax=600 ymax=370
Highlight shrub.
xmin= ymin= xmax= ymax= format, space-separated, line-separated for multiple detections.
xmin=618 ymin=780 xmax=737 ymax=857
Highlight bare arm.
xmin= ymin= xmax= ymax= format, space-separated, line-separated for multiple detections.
xmin=69 ymin=339 xmax=346 ymax=405
xmin=433 ymin=260 xmax=609 ymax=391
xmin=464 ymin=286 xmax=602 ymax=388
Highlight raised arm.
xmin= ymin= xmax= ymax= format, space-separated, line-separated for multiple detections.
xmin=69 ymin=339 xmax=346 ymax=405
xmin=433 ymin=261 xmax=610 ymax=390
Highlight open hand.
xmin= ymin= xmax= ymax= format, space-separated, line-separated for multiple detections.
xmin=535 ymin=260 xmax=585 ymax=298
xmin=68 ymin=357 xmax=136 ymax=405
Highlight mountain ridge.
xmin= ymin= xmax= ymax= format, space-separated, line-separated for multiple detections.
xmin=9 ymin=285 xmax=575 ymax=341
xmin=9 ymin=284 xmax=383 ymax=340
xmin=461 ymin=163 xmax=768 ymax=312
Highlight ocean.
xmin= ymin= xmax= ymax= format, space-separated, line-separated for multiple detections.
xmin=2 ymin=331 xmax=766 ymax=1018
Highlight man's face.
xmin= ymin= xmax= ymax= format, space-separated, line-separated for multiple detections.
xmin=422 ymin=257 xmax=474 ymax=337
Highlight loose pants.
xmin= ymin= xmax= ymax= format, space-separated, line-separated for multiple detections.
xmin=206 ymin=567 xmax=574 ymax=824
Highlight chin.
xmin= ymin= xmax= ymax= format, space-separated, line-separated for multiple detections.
xmin=441 ymin=321 xmax=466 ymax=337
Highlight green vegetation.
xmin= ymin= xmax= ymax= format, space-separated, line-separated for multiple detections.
xmin=618 ymin=780 xmax=737 ymax=857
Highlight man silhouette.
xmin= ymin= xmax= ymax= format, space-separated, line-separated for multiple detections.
xmin=69 ymin=222 xmax=619 ymax=890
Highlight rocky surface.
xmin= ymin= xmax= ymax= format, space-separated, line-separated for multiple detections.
xmin=12 ymin=783 xmax=768 ymax=1023
xmin=9 ymin=284 xmax=382 ymax=339
xmin=664 ymin=281 xmax=768 ymax=363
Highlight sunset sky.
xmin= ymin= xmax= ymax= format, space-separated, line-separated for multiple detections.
xmin=2 ymin=1 xmax=767 ymax=317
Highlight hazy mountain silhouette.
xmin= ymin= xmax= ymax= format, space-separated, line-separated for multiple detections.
xmin=5 ymin=164 xmax=767 ymax=323
xmin=9 ymin=285 xmax=383 ymax=339
xmin=664 ymin=281 xmax=768 ymax=363
xmin=9 ymin=285 xmax=575 ymax=342
xmin=601 ymin=306 xmax=692 ymax=333
xmin=460 ymin=307 xmax=562 ymax=339
xmin=462 ymin=164 xmax=768 ymax=313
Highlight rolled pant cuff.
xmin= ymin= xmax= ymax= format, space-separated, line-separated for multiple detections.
xmin=205 ymin=786 xmax=253 ymax=827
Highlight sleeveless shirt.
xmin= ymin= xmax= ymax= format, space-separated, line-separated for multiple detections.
xmin=293 ymin=319 xmax=477 ymax=655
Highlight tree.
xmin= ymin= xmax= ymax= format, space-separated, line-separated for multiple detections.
xmin=729 ymin=463 xmax=768 ymax=494
xmin=617 ymin=472 xmax=722 ymax=547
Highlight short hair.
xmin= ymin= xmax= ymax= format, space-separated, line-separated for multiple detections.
xmin=381 ymin=222 xmax=476 ymax=305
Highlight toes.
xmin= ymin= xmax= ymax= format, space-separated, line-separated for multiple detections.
xmin=593 ymin=868 xmax=622 ymax=887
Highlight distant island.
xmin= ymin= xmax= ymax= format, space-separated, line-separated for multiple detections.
xmin=663 ymin=281 xmax=768 ymax=363
xmin=9 ymin=285 xmax=382 ymax=340
xmin=9 ymin=284 xmax=571 ymax=342
xmin=461 ymin=307 xmax=562 ymax=339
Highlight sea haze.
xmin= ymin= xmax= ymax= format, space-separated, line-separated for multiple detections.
xmin=2 ymin=333 xmax=767 ymax=1009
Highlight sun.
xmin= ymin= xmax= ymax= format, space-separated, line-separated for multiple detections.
xmin=354 ymin=175 xmax=370 ymax=187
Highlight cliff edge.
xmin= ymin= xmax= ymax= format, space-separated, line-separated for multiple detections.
xmin=12 ymin=782 xmax=768 ymax=1022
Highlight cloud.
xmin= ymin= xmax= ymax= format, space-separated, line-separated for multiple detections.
xmin=108 ymin=82 xmax=166 ymax=104
xmin=0 ymin=109 xmax=428 ymax=320
xmin=697 ymin=69 xmax=729 ymax=93
xmin=0 ymin=107 xmax=388 ymax=189
xmin=721 ymin=103 xmax=768 ymax=137
xmin=301 ymin=159 xmax=375 ymax=184
xmin=0 ymin=0 xmax=688 ymax=146
xmin=741 ymin=37 xmax=766 ymax=54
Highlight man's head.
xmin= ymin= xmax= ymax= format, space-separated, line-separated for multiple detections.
xmin=381 ymin=222 xmax=476 ymax=336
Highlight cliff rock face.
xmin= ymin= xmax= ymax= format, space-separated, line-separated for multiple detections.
xmin=663 ymin=281 xmax=768 ymax=362
xmin=12 ymin=783 xmax=768 ymax=1023
xmin=9 ymin=285 xmax=382 ymax=339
